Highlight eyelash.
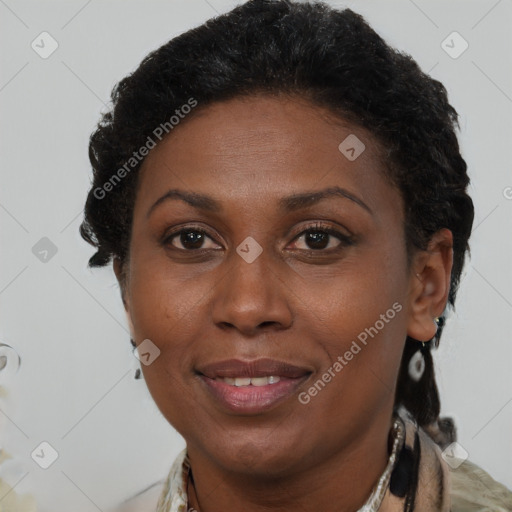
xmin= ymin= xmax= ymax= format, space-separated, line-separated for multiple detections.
xmin=162 ymin=222 xmax=354 ymax=254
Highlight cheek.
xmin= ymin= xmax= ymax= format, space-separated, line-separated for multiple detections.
xmin=304 ymin=278 xmax=406 ymax=389
xmin=295 ymin=246 xmax=408 ymax=407
xmin=296 ymin=295 xmax=406 ymax=429
xmin=126 ymin=257 xmax=199 ymax=372
xmin=300 ymin=248 xmax=407 ymax=343
xmin=126 ymin=265 xmax=205 ymax=427
xmin=128 ymin=253 xmax=202 ymax=334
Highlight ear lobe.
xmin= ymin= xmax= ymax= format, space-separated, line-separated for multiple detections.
xmin=407 ymin=229 xmax=453 ymax=342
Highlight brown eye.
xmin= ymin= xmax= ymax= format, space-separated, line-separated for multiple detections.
xmin=290 ymin=223 xmax=354 ymax=252
xmin=163 ymin=226 xmax=221 ymax=251
xmin=299 ymin=231 xmax=334 ymax=250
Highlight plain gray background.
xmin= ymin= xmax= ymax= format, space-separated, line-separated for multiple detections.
xmin=1 ymin=0 xmax=511 ymax=510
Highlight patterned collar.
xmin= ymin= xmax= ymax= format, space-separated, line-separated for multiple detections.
xmin=155 ymin=407 xmax=450 ymax=512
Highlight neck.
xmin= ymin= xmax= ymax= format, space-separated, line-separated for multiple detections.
xmin=186 ymin=411 xmax=394 ymax=512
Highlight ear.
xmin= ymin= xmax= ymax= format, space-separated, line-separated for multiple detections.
xmin=113 ymin=256 xmax=136 ymax=336
xmin=407 ymin=228 xmax=453 ymax=342
xmin=113 ymin=256 xmax=129 ymax=312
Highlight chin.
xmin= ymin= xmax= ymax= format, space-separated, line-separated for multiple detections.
xmin=210 ymin=439 xmax=307 ymax=479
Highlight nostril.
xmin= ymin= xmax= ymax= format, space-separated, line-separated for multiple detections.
xmin=259 ymin=321 xmax=278 ymax=328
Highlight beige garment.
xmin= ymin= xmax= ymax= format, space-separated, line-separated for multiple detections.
xmin=0 ymin=479 xmax=37 ymax=512
xmin=450 ymin=459 xmax=512 ymax=512
xmin=0 ymin=451 xmax=37 ymax=512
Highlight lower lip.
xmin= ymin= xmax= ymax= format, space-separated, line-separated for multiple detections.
xmin=199 ymin=375 xmax=310 ymax=414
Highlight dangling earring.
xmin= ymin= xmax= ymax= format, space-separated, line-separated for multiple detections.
xmin=408 ymin=347 xmax=426 ymax=382
xmin=0 ymin=343 xmax=21 ymax=383
xmin=130 ymin=338 xmax=143 ymax=380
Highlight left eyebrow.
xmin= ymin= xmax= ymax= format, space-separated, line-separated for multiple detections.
xmin=279 ymin=186 xmax=372 ymax=215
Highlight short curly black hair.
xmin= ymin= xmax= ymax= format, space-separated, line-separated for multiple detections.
xmin=80 ymin=0 xmax=474 ymax=437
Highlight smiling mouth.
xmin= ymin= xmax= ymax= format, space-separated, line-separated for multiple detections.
xmin=198 ymin=373 xmax=311 ymax=414
xmin=196 ymin=357 xmax=312 ymax=379
xmin=195 ymin=358 xmax=313 ymax=414
xmin=213 ymin=375 xmax=283 ymax=386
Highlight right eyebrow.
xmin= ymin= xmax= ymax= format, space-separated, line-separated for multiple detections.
xmin=147 ymin=189 xmax=222 ymax=218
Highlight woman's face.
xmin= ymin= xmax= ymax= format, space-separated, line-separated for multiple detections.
xmin=119 ymin=95 xmax=440 ymax=477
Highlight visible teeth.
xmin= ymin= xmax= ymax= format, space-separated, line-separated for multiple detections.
xmin=234 ymin=377 xmax=251 ymax=387
xmin=217 ymin=376 xmax=281 ymax=386
xmin=251 ymin=377 xmax=272 ymax=386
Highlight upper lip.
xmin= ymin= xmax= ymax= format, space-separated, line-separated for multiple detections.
xmin=196 ymin=358 xmax=312 ymax=379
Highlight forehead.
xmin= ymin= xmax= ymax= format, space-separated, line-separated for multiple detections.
xmin=135 ymin=94 xmax=399 ymax=219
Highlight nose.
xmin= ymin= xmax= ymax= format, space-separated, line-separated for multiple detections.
xmin=211 ymin=247 xmax=293 ymax=336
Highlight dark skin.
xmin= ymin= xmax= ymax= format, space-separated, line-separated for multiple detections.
xmin=114 ymin=94 xmax=453 ymax=512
